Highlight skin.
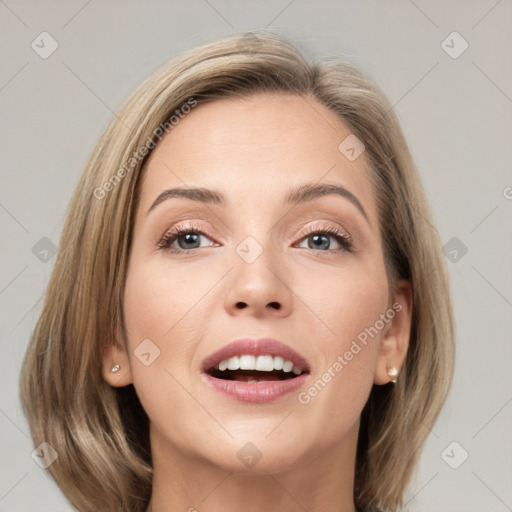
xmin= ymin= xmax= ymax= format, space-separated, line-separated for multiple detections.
xmin=102 ymin=93 xmax=412 ymax=512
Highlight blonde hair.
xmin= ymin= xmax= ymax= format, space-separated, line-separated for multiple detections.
xmin=20 ymin=31 xmax=455 ymax=512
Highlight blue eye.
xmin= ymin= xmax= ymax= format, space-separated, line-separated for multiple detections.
xmin=158 ymin=225 xmax=353 ymax=254
xmin=158 ymin=227 xmax=216 ymax=253
xmin=296 ymin=227 xmax=353 ymax=252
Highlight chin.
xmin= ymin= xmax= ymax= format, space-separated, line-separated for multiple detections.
xmin=216 ymin=446 xmax=307 ymax=476
xmin=195 ymin=429 xmax=314 ymax=475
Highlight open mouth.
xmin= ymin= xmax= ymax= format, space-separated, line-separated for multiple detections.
xmin=206 ymin=355 xmax=309 ymax=383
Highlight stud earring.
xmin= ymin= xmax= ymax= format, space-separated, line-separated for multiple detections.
xmin=387 ymin=364 xmax=398 ymax=384
xmin=111 ymin=364 xmax=120 ymax=373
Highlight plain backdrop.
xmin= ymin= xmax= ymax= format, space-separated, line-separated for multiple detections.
xmin=1 ymin=1 xmax=511 ymax=511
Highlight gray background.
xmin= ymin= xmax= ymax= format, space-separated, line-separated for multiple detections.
xmin=1 ymin=1 xmax=511 ymax=510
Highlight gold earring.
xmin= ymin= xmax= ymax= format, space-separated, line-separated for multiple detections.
xmin=111 ymin=364 xmax=120 ymax=373
xmin=387 ymin=364 xmax=398 ymax=384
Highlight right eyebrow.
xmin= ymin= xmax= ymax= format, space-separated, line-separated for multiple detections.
xmin=147 ymin=187 xmax=225 ymax=216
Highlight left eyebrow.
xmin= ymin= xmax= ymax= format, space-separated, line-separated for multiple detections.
xmin=146 ymin=182 xmax=370 ymax=225
xmin=285 ymin=183 xmax=370 ymax=225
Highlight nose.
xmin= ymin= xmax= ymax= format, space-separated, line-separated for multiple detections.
xmin=224 ymin=238 xmax=293 ymax=319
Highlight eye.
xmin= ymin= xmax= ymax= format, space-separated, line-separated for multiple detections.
xmin=295 ymin=226 xmax=353 ymax=252
xmin=158 ymin=225 xmax=217 ymax=253
xmin=157 ymin=224 xmax=353 ymax=254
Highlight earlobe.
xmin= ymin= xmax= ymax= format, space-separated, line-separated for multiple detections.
xmin=387 ymin=363 xmax=399 ymax=383
xmin=373 ymin=279 xmax=413 ymax=385
xmin=102 ymin=341 xmax=133 ymax=387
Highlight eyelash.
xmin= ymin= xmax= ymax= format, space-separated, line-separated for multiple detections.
xmin=299 ymin=225 xmax=353 ymax=253
xmin=157 ymin=224 xmax=354 ymax=255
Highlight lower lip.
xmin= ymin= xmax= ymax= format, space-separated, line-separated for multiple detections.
xmin=202 ymin=373 xmax=308 ymax=403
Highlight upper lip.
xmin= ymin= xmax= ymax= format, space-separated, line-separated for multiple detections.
xmin=201 ymin=338 xmax=311 ymax=373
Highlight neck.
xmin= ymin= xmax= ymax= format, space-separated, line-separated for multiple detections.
xmin=146 ymin=422 xmax=359 ymax=512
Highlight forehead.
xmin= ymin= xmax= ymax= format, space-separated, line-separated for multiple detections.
xmin=138 ymin=93 xmax=378 ymax=223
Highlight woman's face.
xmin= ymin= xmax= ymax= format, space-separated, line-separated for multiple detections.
xmin=108 ymin=93 xmax=411 ymax=474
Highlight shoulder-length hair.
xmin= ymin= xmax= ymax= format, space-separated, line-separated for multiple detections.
xmin=20 ymin=31 xmax=455 ymax=512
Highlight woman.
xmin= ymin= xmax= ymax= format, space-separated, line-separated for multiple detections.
xmin=20 ymin=31 xmax=455 ymax=512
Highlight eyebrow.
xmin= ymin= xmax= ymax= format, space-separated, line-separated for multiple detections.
xmin=147 ymin=183 xmax=369 ymax=224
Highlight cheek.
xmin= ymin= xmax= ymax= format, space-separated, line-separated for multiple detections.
xmin=295 ymin=264 xmax=389 ymax=411
xmin=123 ymin=257 xmax=213 ymax=343
xmin=121 ymin=256 xmax=223 ymax=388
xmin=121 ymin=259 xmax=209 ymax=444
xmin=302 ymin=264 xmax=389 ymax=352
xmin=122 ymin=260 xmax=169 ymax=379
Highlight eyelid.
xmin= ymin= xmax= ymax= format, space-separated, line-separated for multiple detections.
xmin=157 ymin=219 xmax=354 ymax=255
xmin=295 ymin=222 xmax=354 ymax=252
xmin=159 ymin=221 xmax=211 ymax=240
xmin=298 ymin=221 xmax=351 ymax=239
xmin=157 ymin=221 xmax=218 ymax=249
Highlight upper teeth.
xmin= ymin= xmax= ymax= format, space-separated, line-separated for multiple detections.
xmin=217 ymin=355 xmax=303 ymax=375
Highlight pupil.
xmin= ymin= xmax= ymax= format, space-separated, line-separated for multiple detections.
xmin=179 ymin=233 xmax=199 ymax=249
xmin=310 ymin=234 xmax=329 ymax=250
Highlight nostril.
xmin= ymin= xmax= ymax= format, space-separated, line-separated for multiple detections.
xmin=234 ymin=301 xmax=280 ymax=310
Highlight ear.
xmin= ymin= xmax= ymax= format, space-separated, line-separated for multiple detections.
xmin=101 ymin=339 xmax=133 ymax=387
xmin=374 ymin=279 xmax=413 ymax=385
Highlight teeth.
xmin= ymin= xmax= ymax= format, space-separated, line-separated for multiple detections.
xmin=239 ymin=355 xmax=256 ymax=370
xmin=216 ymin=354 xmax=303 ymax=375
xmin=255 ymin=355 xmax=274 ymax=371
xmin=226 ymin=355 xmax=240 ymax=370
xmin=282 ymin=360 xmax=293 ymax=373
xmin=273 ymin=356 xmax=284 ymax=370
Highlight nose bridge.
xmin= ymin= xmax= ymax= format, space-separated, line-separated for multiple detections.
xmin=232 ymin=211 xmax=277 ymax=269
xmin=224 ymin=226 xmax=292 ymax=317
